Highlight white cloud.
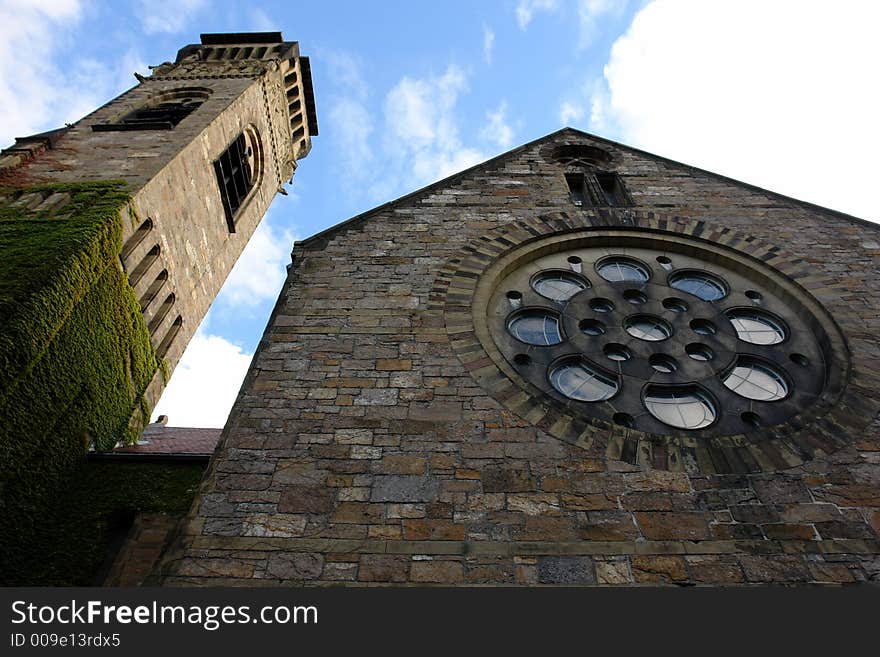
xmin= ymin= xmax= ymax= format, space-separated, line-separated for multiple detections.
xmin=595 ymin=0 xmax=880 ymax=221
xmin=219 ymin=208 xmax=298 ymax=307
xmin=483 ymin=25 xmax=495 ymax=65
xmin=560 ymin=101 xmax=585 ymax=126
xmin=322 ymin=50 xmax=375 ymax=185
xmin=0 ymin=0 xmax=82 ymax=146
xmin=151 ymin=328 xmax=253 ymax=428
xmin=516 ymin=0 xmax=559 ymax=29
xmin=481 ymin=101 xmax=515 ymax=149
xmin=137 ymin=0 xmax=206 ymax=35
xmin=576 ymin=0 xmax=623 ymax=49
xmin=384 ymin=66 xmax=485 ymax=185
xmin=0 ymin=1 xmax=151 ymax=148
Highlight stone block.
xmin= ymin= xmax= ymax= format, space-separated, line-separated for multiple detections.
xmin=411 ymin=560 xmax=464 ymax=583
xmin=278 ymin=486 xmax=335 ymax=514
xmin=537 ymin=557 xmax=596 ymax=584
xmin=481 ymin=468 xmax=533 ymax=493
xmin=371 ymin=475 xmax=441 ymax=502
xmin=635 ymin=512 xmax=712 ymax=541
xmin=359 ymin=555 xmax=410 ymax=582
xmin=267 ymin=553 xmax=323 ymax=580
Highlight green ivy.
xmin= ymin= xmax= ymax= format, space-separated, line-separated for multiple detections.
xmin=0 ymin=182 xmax=161 ymax=583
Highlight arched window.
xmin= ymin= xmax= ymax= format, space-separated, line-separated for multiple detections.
xmin=213 ymin=127 xmax=263 ymax=231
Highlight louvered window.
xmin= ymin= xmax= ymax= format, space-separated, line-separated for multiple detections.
xmin=213 ymin=133 xmax=254 ymax=231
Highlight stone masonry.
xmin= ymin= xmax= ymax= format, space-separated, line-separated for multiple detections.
xmin=0 ymin=33 xmax=317 ymax=422
xmin=161 ymin=128 xmax=880 ymax=585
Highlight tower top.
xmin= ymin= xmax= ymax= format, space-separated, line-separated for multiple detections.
xmin=152 ymin=30 xmax=317 ymax=167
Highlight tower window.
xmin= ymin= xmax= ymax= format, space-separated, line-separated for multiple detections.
xmin=213 ymin=129 xmax=261 ymax=232
xmin=92 ymin=88 xmax=210 ymax=132
xmin=566 ymin=172 xmax=632 ymax=207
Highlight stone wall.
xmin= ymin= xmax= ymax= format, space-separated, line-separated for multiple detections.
xmin=162 ymin=129 xmax=880 ymax=585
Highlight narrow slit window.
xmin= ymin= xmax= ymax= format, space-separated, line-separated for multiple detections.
xmin=565 ymin=173 xmax=586 ymax=206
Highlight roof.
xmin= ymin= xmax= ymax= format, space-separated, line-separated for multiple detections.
xmin=87 ymin=422 xmax=221 ymax=463
xmin=295 ymin=127 xmax=877 ymax=252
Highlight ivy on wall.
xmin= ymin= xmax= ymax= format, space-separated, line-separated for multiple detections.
xmin=0 ymin=182 xmax=161 ymax=582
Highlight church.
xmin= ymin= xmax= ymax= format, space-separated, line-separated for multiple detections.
xmin=2 ymin=33 xmax=878 ymax=586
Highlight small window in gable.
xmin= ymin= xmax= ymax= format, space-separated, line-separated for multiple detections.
xmin=565 ymin=171 xmax=632 ymax=208
xmin=213 ymin=128 xmax=262 ymax=232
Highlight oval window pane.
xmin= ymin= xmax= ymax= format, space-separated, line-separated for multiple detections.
xmin=549 ymin=360 xmax=618 ymax=402
xmin=597 ymin=257 xmax=650 ymax=283
xmin=669 ymin=271 xmax=727 ymax=301
xmin=726 ymin=310 xmax=786 ymax=345
xmin=624 ymin=315 xmax=672 ymax=341
xmin=644 ymin=385 xmax=717 ymax=429
xmin=507 ymin=310 xmax=563 ymax=345
xmin=722 ymin=358 xmax=788 ymax=401
xmin=531 ymin=270 xmax=588 ymax=301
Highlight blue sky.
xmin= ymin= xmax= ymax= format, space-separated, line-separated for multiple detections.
xmin=2 ymin=0 xmax=878 ymax=427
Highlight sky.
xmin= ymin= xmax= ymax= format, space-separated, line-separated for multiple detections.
xmin=2 ymin=0 xmax=878 ymax=428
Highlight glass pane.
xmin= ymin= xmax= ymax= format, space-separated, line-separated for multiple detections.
xmin=508 ymin=311 xmax=563 ymax=346
xmin=625 ymin=316 xmax=672 ymax=341
xmin=597 ymin=258 xmax=650 ymax=283
xmin=532 ymin=271 xmax=588 ymax=301
xmin=727 ymin=311 xmax=786 ymax=345
xmin=549 ymin=361 xmax=618 ymax=402
xmin=669 ymin=271 xmax=727 ymax=301
xmin=722 ymin=359 xmax=788 ymax=401
xmin=644 ymin=386 xmax=716 ymax=429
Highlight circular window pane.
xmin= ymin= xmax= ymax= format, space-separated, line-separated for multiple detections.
xmin=549 ymin=360 xmax=618 ymax=402
xmin=579 ymin=319 xmax=605 ymax=336
xmin=662 ymin=297 xmax=688 ymax=313
xmin=669 ymin=271 xmax=727 ymax=301
xmin=722 ymin=358 xmax=789 ymax=401
xmin=531 ymin=270 xmax=588 ymax=301
xmin=624 ymin=315 xmax=672 ymax=341
xmin=596 ymin=257 xmax=650 ymax=283
xmin=726 ymin=310 xmax=787 ymax=345
xmin=507 ymin=310 xmax=563 ymax=346
xmin=644 ymin=385 xmax=717 ymax=430
xmin=649 ymin=354 xmax=678 ymax=373
xmin=690 ymin=319 xmax=716 ymax=335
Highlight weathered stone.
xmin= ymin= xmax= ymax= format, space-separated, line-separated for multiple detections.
xmin=595 ymin=559 xmax=633 ymax=585
xmin=402 ymin=519 xmax=466 ymax=540
xmin=410 ymin=560 xmax=464 ymax=583
xmin=739 ymin=556 xmax=810 ymax=582
xmin=277 ymin=485 xmax=335 ymax=514
xmin=267 ymin=553 xmax=323 ymax=580
xmin=359 ymin=555 xmax=410 ymax=582
xmin=481 ymin=468 xmax=533 ymax=493
xmin=537 ymin=557 xmax=595 ymax=584
xmin=632 ymin=556 xmax=688 ymax=584
xmin=331 ymin=502 xmax=384 ymax=523
xmin=635 ymin=512 xmax=712 ymax=541
xmin=371 ymin=476 xmax=440 ymax=502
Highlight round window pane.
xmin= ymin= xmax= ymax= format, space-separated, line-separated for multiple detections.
xmin=722 ymin=358 xmax=789 ymax=401
xmin=507 ymin=311 xmax=563 ymax=346
xmin=726 ymin=310 xmax=786 ymax=345
xmin=669 ymin=271 xmax=727 ymax=301
xmin=624 ymin=315 xmax=672 ymax=342
xmin=531 ymin=270 xmax=588 ymax=302
xmin=549 ymin=361 xmax=618 ymax=402
xmin=644 ymin=385 xmax=717 ymax=430
xmin=597 ymin=257 xmax=650 ymax=283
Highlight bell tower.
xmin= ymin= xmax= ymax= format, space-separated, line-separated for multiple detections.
xmin=0 ymin=33 xmax=317 ymax=570
xmin=1 ymin=32 xmax=317 ymax=431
